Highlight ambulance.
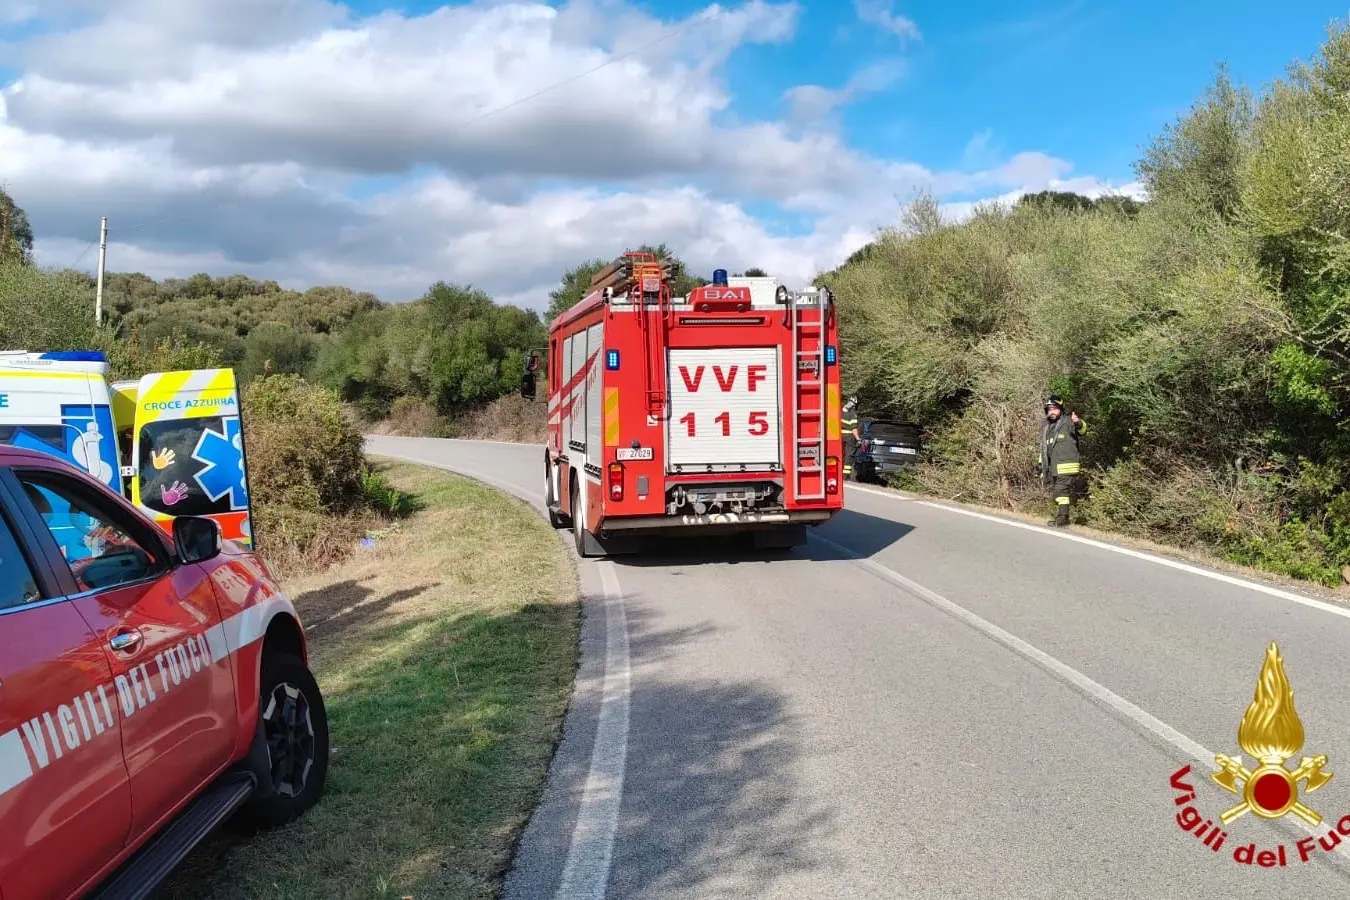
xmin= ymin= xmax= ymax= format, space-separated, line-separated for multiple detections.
xmin=0 ymin=350 xmax=255 ymax=549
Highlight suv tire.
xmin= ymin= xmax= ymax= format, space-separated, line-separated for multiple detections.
xmin=240 ymin=653 xmax=330 ymax=829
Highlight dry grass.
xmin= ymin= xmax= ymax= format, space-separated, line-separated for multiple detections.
xmin=451 ymin=395 xmax=547 ymax=443
xmin=355 ymin=394 xmax=546 ymax=443
xmin=161 ymin=460 xmax=580 ymax=900
xmin=366 ymin=396 xmax=455 ymax=438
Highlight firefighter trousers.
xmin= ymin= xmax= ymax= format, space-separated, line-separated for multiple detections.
xmin=843 ymin=435 xmax=858 ymax=480
xmin=1050 ymin=474 xmax=1083 ymax=524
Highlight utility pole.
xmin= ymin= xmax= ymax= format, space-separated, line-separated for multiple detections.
xmin=94 ymin=216 xmax=107 ymax=326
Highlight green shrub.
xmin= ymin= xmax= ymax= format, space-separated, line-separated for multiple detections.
xmin=0 ymin=262 xmax=97 ymax=349
xmin=811 ymin=21 xmax=1350 ymax=585
xmin=243 ymin=374 xmax=367 ymax=514
xmin=361 ymin=469 xmax=416 ymax=517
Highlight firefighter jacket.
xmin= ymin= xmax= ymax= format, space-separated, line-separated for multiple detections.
xmin=1039 ymin=415 xmax=1086 ymax=485
xmin=842 ymin=408 xmax=860 ymax=438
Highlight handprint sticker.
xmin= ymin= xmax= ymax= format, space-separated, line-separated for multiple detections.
xmin=151 ymin=447 xmax=176 ymax=470
xmin=160 ymin=480 xmax=190 ymax=506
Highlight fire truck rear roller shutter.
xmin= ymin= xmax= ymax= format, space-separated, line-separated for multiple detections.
xmin=666 ymin=347 xmax=782 ymax=470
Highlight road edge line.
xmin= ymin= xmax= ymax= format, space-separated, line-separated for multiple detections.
xmin=845 ymin=483 xmax=1350 ymax=620
xmin=555 ymin=562 xmax=630 ymax=900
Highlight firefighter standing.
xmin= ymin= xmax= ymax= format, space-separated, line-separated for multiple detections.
xmin=841 ymin=395 xmax=862 ymax=481
xmin=1037 ymin=395 xmax=1087 ymax=527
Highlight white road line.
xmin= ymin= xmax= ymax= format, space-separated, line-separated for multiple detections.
xmin=364 ymin=440 xmax=634 ymax=898
xmin=556 ymin=561 xmax=631 ymax=900
xmin=811 ymin=530 xmax=1350 ymax=861
xmin=846 ymin=483 xmax=1350 ymax=620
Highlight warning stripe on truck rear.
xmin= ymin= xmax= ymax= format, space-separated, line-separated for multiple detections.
xmin=604 ymin=388 xmax=620 ymax=446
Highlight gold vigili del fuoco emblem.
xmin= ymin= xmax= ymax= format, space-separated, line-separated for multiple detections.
xmin=1211 ymin=642 xmax=1333 ymax=825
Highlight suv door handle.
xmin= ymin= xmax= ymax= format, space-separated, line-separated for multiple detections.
xmin=109 ymin=629 xmax=143 ymax=653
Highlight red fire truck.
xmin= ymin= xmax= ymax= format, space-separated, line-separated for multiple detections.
xmin=519 ymin=251 xmax=846 ymax=557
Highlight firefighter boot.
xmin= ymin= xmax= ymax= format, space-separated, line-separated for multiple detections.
xmin=1047 ymin=501 xmax=1070 ymax=528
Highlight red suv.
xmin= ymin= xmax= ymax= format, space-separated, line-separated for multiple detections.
xmin=0 ymin=446 xmax=330 ymax=899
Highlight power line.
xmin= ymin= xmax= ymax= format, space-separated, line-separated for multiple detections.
xmin=70 ymin=239 xmax=96 ymax=268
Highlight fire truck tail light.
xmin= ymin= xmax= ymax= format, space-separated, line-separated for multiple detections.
xmin=608 ymin=462 xmax=625 ymax=500
xmin=825 ymin=456 xmax=840 ymax=494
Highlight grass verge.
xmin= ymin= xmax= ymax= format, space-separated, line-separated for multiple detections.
xmin=161 ymin=459 xmax=579 ymax=900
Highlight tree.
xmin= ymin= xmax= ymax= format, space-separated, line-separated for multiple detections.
xmin=735 ymin=267 xmax=769 ymax=277
xmin=1018 ymin=191 xmax=1096 ymax=213
xmin=546 ymin=258 xmax=609 ymax=322
xmin=0 ymin=189 xmax=35 ymax=267
xmin=547 ymin=245 xmax=707 ymax=321
xmin=899 ymin=191 xmax=943 ymax=236
xmin=1134 ymin=64 xmax=1255 ymax=222
xmin=241 ymin=323 xmax=316 ymax=382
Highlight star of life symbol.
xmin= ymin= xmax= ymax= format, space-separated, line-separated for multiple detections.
xmin=191 ymin=417 xmax=248 ymax=510
xmin=1210 ymin=641 xmax=1333 ymax=826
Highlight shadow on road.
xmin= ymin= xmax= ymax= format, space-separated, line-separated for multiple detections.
xmin=606 ymin=606 xmax=841 ymax=897
xmin=610 ymin=506 xmax=916 ymax=568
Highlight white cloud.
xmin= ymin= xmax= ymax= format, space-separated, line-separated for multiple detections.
xmin=853 ymin=0 xmax=920 ymax=42
xmin=783 ymin=60 xmax=904 ymax=123
xmin=0 ymin=0 xmax=1133 ymax=311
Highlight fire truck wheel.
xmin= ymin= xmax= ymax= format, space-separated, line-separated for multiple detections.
xmin=546 ymin=458 xmax=569 ymax=529
xmin=571 ymin=479 xmax=603 ymax=558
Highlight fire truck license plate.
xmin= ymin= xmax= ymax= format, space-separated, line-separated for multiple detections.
xmin=617 ymin=447 xmax=654 ymax=460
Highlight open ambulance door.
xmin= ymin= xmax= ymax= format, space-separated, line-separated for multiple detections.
xmin=129 ymin=369 xmax=255 ymax=549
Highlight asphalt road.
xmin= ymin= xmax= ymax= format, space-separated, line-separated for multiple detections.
xmin=366 ymin=435 xmax=1350 ymax=900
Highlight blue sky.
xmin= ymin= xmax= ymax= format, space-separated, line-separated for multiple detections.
xmin=0 ymin=0 xmax=1346 ymax=305
xmin=740 ymin=0 xmax=1339 ymax=187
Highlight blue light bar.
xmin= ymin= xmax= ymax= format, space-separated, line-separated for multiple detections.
xmin=712 ymin=268 xmax=728 ymax=286
xmin=826 ymin=345 xmax=837 ymax=365
xmin=606 ymin=349 xmax=620 ymax=370
xmin=40 ymin=350 xmax=107 ymax=362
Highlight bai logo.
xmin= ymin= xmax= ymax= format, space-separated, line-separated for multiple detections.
xmin=1169 ymin=641 xmax=1350 ymax=866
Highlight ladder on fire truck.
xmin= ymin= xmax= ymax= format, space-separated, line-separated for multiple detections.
xmin=589 ymin=252 xmax=677 ymax=419
xmin=787 ymin=286 xmax=832 ymax=501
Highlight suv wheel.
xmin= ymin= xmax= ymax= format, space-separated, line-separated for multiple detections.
xmin=241 ymin=653 xmax=330 ymax=828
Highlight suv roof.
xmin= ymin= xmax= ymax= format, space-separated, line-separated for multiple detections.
xmin=0 ymin=445 xmax=89 ymax=469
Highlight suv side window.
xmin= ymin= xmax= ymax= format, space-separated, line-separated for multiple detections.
xmin=17 ymin=472 xmax=165 ymax=593
xmin=0 ymin=506 xmax=41 ymax=611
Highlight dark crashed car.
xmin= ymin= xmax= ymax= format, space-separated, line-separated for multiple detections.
xmin=854 ymin=419 xmax=921 ymax=484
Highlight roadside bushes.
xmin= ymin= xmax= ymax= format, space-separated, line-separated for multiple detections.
xmin=243 ymin=374 xmax=408 ymax=575
xmin=823 ymin=22 xmax=1350 ymax=587
xmin=0 ymin=261 xmax=98 ymax=348
xmin=314 ymin=281 xmax=545 ymax=423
